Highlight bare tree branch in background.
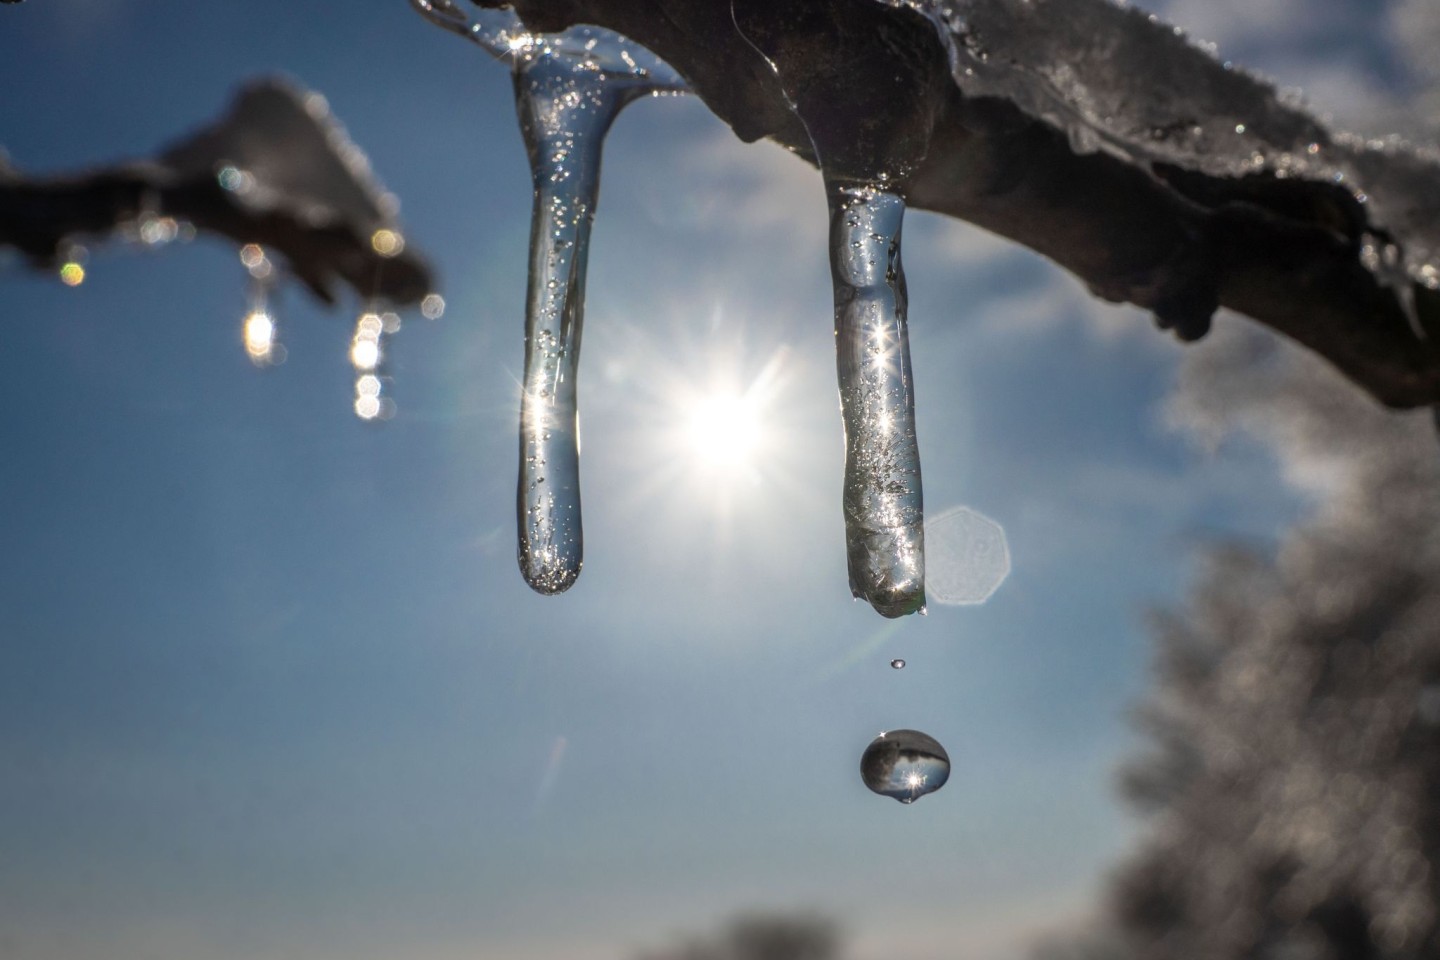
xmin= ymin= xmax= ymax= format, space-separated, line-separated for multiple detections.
xmin=636 ymin=913 xmax=841 ymax=960
xmin=482 ymin=0 xmax=1440 ymax=411
xmin=0 ymin=77 xmax=433 ymax=308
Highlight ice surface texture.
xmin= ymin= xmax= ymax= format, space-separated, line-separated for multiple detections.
xmin=489 ymin=0 xmax=1440 ymax=409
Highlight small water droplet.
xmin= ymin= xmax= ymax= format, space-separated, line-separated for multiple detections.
xmin=860 ymin=729 xmax=949 ymax=804
xmin=890 ymin=658 xmax=906 ymax=669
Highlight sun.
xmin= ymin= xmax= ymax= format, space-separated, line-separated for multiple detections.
xmin=686 ymin=391 xmax=763 ymax=470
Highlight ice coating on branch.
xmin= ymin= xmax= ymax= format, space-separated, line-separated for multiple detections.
xmin=883 ymin=0 xmax=1440 ymax=288
xmin=410 ymin=0 xmax=685 ymax=594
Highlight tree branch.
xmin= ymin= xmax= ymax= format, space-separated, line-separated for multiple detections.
xmin=486 ymin=0 xmax=1440 ymax=409
xmin=0 ymin=78 xmax=433 ymax=307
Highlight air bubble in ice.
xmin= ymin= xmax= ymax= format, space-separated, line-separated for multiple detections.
xmin=890 ymin=658 xmax=906 ymax=669
xmin=860 ymin=729 xmax=949 ymax=804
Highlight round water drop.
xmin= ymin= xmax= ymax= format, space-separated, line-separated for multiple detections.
xmin=890 ymin=658 xmax=906 ymax=669
xmin=860 ymin=729 xmax=949 ymax=804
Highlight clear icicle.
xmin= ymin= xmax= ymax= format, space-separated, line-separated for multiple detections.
xmin=410 ymin=0 xmax=686 ymax=595
xmin=728 ymin=3 xmax=928 ymax=618
xmin=829 ymin=180 xmax=925 ymax=617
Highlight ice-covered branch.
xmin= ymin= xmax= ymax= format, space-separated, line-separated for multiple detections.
xmin=0 ymin=78 xmax=432 ymax=307
xmin=485 ymin=0 xmax=1440 ymax=409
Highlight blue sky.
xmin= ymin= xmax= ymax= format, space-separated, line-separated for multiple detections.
xmin=0 ymin=2 xmax=1425 ymax=958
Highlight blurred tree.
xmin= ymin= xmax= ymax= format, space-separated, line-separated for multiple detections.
xmin=1049 ymin=323 xmax=1440 ymax=960
xmin=636 ymin=913 xmax=841 ymax=960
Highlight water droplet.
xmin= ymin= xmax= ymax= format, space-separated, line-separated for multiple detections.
xmin=890 ymin=658 xmax=906 ymax=669
xmin=860 ymin=729 xmax=949 ymax=804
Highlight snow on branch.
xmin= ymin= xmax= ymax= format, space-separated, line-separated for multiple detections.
xmin=0 ymin=78 xmax=433 ymax=308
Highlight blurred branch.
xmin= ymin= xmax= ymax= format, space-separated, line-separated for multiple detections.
xmin=486 ymin=0 xmax=1440 ymax=409
xmin=0 ymin=78 xmax=433 ymax=307
xmin=636 ymin=913 xmax=841 ymax=960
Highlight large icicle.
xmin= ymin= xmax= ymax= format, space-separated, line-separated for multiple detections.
xmin=828 ymin=179 xmax=925 ymax=617
xmin=730 ymin=0 xmax=931 ymax=617
xmin=410 ymin=0 xmax=684 ymax=594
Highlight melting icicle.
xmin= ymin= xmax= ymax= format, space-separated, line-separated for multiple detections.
xmin=240 ymin=244 xmax=281 ymax=366
xmin=860 ymin=729 xmax=950 ymax=804
xmin=730 ymin=2 xmax=928 ymax=618
xmin=351 ymin=308 xmax=399 ymax=420
xmin=830 ymin=180 xmax=926 ymax=617
xmin=410 ymin=0 xmax=686 ymax=595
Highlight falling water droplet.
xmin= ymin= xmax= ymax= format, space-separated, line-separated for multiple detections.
xmin=829 ymin=180 xmax=925 ymax=618
xmin=860 ymin=729 xmax=949 ymax=804
xmin=890 ymin=658 xmax=906 ymax=669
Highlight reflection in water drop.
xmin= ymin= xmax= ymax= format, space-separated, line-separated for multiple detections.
xmin=926 ymin=505 xmax=1011 ymax=605
xmin=890 ymin=658 xmax=906 ymax=669
xmin=860 ymin=729 xmax=949 ymax=804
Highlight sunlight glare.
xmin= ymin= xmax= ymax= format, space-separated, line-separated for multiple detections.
xmin=687 ymin=391 xmax=761 ymax=470
xmin=243 ymin=311 xmax=275 ymax=362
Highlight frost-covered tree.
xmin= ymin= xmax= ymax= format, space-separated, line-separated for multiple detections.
xmin=1057 ymin=322 xmax=1440 ymax=960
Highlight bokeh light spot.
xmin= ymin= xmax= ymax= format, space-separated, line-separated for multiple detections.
xmin=925 ymin=505 xmax=1011 ymax=605
xmin=370 ymin=229 xmax=404 ymax=257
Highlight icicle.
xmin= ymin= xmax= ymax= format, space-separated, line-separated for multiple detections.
xmin=730 ymin=2 xmax=928 ymax=617
xmin=410 ymin=0 xmax=686 ymax=595
xmin=829 ymin=180 xmax=926 ymax=617
xmin=240 ymin=244 xmax=281 ymax=366
xmin=351 ymin=307 xmax=398 ymax=421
